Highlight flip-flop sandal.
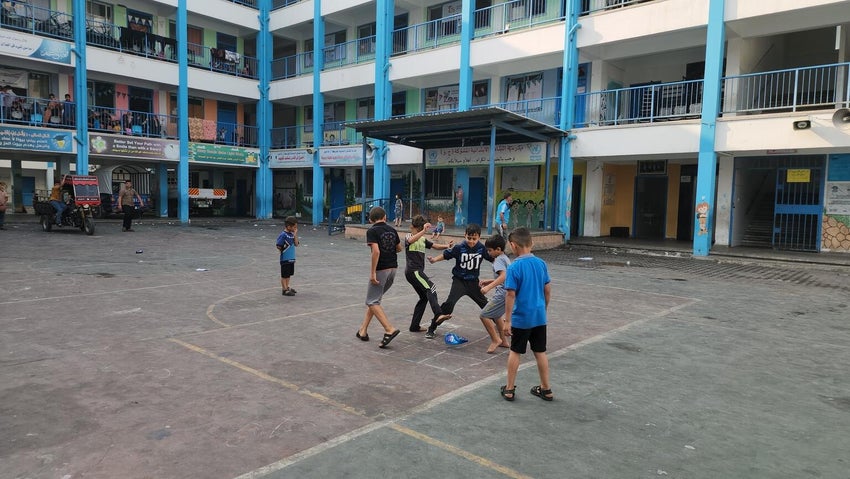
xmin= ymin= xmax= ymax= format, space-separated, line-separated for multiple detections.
xmin=530 ymin=385 xmax=553 ymax=401
xmin=355 ymin=331 xmax=369 ymax=341
xmin=500 ymin=385 xmax=516 ymax=402
xmin=379 ymin=329 xmax=400 ymax=348
xmin=435 ymin=314 xmax=452 ymax=326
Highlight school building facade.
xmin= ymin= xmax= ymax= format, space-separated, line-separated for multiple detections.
xmin=1 ymin=0 xmax=849 ymax=255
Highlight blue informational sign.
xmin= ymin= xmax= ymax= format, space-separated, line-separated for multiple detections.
xmin=827 ymin=154 xmax=850 ymax=181
xmin=0 ymin=126 xmax=74 ymax=152
xmin=0 ymin=30 xmax=72 ymax=65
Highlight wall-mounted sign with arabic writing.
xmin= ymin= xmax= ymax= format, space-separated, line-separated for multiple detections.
xmin=319 ymin=147 xmax=374 ymax=167
xmin=425 ymin=142 xmax=546 ymax=168
xmin=0 ymin=126 xmax=74 ymax=152
xmin=269 ymin=150 xmax=313 ymax=168
xmin=190 ymin=143 xmax=258 ymax=166
xmin=0 ymin=30 xmax=72 ymax=65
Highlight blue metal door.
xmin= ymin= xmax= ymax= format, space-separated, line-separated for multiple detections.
xmin=773 ymin=167 xmax=823 ymax=252
xmin=21 ymin=176 xmax=35 ymax=206
xmin=468 ymin=177 xmax=484 ymax=226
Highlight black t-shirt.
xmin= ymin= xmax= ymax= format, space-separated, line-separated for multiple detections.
xmin=366 ymin=221 xmax=400 ymax=271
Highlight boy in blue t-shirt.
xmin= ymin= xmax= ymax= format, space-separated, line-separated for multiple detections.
xmin=275 ymin=216 xmax=299 ymax=296
xmin=426 ymin=223 xmax=493 ymax=339
xmin=500 ymin=227 xmax=552 ymax=402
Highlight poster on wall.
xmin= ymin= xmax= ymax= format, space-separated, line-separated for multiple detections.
xmin=825 ymin=182 xmax=850 ymax=215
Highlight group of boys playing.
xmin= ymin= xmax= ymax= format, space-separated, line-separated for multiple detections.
xmin=356 ymin=206 xmax=554 ymax=402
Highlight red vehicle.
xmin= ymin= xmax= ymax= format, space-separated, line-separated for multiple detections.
xmin=34 ymin=175 xmax=100 ymax=235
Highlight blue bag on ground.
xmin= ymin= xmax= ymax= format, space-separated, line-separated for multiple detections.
xmin=444 ymin=332 xmax=468 ymax=345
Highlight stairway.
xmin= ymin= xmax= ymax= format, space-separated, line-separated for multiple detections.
xmin=740 ymin=195 xmax=774 ymax=248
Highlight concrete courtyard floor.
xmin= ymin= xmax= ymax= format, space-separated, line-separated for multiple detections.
xmin=1 ymin=218 xmax=849 ymax=479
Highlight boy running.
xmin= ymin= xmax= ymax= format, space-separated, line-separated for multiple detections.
xmin=275 ymin=216 xmax=299 ymax=296
xmin=404 ymin=215 xmax=453 ymax=332
xmin=500 ymin=227 xmax=553 ymax=402
xmin=479 ymin=234 xmax=511 ymax=353
xmin=426 ymin=223 xmax=493 ymax=339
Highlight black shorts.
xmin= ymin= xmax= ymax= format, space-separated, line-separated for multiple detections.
xmin=280 ymin=261 xmax=295 ymax=278
xmin=509 ymin=324 xmax=547 ymax=354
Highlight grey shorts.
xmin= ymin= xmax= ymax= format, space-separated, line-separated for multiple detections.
xmin=365 ymin=268 xmax=396 ymax=306
xmin=480 ymin=296 xmax=506 ymax=320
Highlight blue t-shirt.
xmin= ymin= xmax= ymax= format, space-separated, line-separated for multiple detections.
xmin=504 ymin=254 xmax=550 ymax=329
xmin=496 ymin=199 xmax=511 ymax=224
xmin=276 ymin=230 xmax=296 ymax=263
xmin=442 ymin=241 xmax=493 ymax=281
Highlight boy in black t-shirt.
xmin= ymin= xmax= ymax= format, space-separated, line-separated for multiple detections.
xmin=357 ymin=207 xmax=404 ymax=348
xmin=404 ymin=215 xmax=453 ymax=332
xmin=426 ymin=223 xmax=494 ymax=339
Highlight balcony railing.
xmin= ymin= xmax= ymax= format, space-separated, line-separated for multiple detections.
xmin=272 ymin=0 xmax=303 ymax=10
xmin=271 ymin=52 xmax=314 ymax=80
xmin=322 ymin=36 xmax=377 ymax=71
xmin=187 ymin=42 xmax=258 ymax=78
xmin=486 ymin=97 xmax=561 ymax=126
xmin=0 ymin=96 xmax=258 ymax=147
xmin=270 ymin=122 xmax=367 ymax=149
xmin=473 ymin=0 xmax=565 ymax=39
xmin=583 ymin=0 xmax=656 ymax=15
xmin=0 ymin=94 xmax=78 ymax=129
xmin=722 ymin=62 xmax=850 ymax=115
xmin=1 ymin=3 xmax=72 ymax=40
xmin=575 ymin=79 xmax=704 ymax=127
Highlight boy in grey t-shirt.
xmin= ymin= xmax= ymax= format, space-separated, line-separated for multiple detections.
xmin=479 ymin=235 xmax=511 ymax=353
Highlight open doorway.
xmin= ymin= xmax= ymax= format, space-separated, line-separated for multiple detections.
xmin=633 ymin=176 xmax=667 ymax=239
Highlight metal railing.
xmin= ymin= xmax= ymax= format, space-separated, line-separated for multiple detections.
xmin=0 ymin=94 xmax=77 ymax=129
xmin=575 ymin=79 xmax=704 ymax=127
xmin=271 ymin=52 xmax=314 ymax=80
xmin=186 ymin=42 xmax=258 ymax=78
xmin=322 ymin=36 xmax=377 ymax=71
xmin=1 ymin=3 xmax=73 ymax=40
xmin=0 ymin=97 xmax=259 ymax=147
xmin=488 ymin=96 xmax=561 ymax=126
xmin=722 ymin=62 xmax=850 ymax=115
xmin=272 ymin=0 xmax=303 ymax=9
xmin=583 ymin=0 xmax=656 ymax=15
xmin=270 ymin=122 xmax=368 ymax=149
xmin=473 ymin=0 xmax=564 ymax=39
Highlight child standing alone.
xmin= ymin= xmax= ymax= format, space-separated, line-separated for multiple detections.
xmin=500 ymin=227 xmax=553 ymax=402
xmin=479 ymin=234 xmax=511 ymax=353
xmin=404 ymin=215 xmax=453 ymax=332
xmin=430 ymin=216 xmax=445 ymax=240
xmin=275 ymin=216 xmax=299 ymax=296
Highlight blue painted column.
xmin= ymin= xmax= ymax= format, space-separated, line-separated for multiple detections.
xmin=72 ymin=0 xmax=88 ymax=174
xmin=458 ymin=0 xmax=473 ymax=111
xmin=693 ymin=0 xmax=726 ymax=256
xmin=372 ymin=0 xmax=394 ymax=201
xmin=157 ymin=163 xmax=168 ymax=217
xmin=177 ymin=0 xmax=189 ymax=223
xmin=557 ymin=0 xmax=581 ymax=240
xmin=456 ymin=0 xmax=473 ymax=228
xmin=255 ymin=0 xmax=272 ymax=219
xmin=311 ymin=0 xmax=325 ymax=225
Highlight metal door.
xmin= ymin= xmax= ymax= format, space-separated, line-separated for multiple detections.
xmin=773 ymin=167 xmax=823 ymax=251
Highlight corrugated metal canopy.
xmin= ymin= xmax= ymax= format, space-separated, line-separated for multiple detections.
xmin=346 ymin=107 xmax=567 ymax=150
